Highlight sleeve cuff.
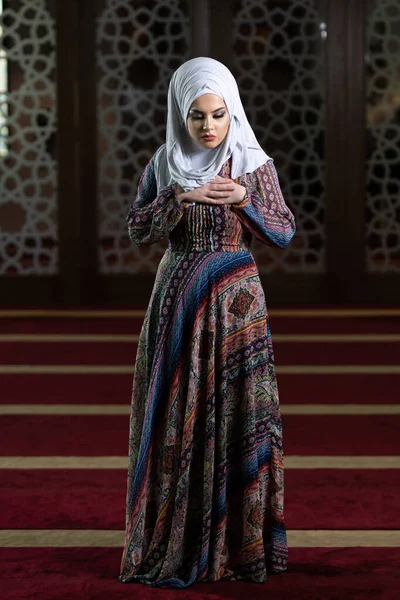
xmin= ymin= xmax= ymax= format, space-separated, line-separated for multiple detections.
xmin=233 ymin=193 xmax=250 ymax=209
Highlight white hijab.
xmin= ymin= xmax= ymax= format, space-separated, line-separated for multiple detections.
xmin=154 ymin=57 xmax=271 ymax=192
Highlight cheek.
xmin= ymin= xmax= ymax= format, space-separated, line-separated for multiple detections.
xmin=187 ymin=121 xmax=197 ymax=139
xmin=220 ymin=118 xmax=230 ymax=138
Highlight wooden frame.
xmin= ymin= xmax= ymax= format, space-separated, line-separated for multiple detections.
xmin=57 ymin=0 xmax=81 ymax=304
xmin=326 ymin=0 xmax=368 ymax=303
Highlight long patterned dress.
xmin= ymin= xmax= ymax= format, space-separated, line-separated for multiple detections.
xmin=120 ymin=156 xmax=296 ymax=588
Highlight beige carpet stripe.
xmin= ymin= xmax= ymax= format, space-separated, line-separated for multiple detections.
xmin=274 ymin=334 xmax=400 ymax=342
xmin=1 ymin=333 xmax=400 ymax=343
xmin=1 ymin=404 xmax=399 ymax=416
xmin=1 ymin=364 xmax=400 ymax=374
xmin=0 ymin=456 xmax=398 ymax=469
xmin=271 ymin=309 xmax=400 ymax=318
xmin=0 ymin=457 xmax=128 ymax=469
xmin=1 ymin=308 xmax=400 ymax=319
xmin=0 ymin=529 xmax=399 ymax=548
xmin=278 ymin=365 xmax=400 ymax=374
xmin=282 ymin=404 xmax=400 ymax=415
xmin=0 ymin=334 xmax=140 ymax=343
xmin=0 ymin=310 xmax=146 ymax=318
xmin=0 ymin=365 xmax=133 ymax=374
xmin=0 ymin=404 xmax=130 ymax=415
xmin=285 ymin=456 xmax=400 ymax=469
xmin=288 ymin=530 xmax=400 ymax=547
xmin=0 ymin=530 xmax=124 ymax=547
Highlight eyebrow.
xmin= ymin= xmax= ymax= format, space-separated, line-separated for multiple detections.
xmin=189 ymin=107 xmax=226 ymax=114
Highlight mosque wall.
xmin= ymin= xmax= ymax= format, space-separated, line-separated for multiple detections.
xmin=0 ymin=0 xmax=399 ymax=304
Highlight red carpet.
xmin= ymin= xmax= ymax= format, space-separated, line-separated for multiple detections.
xmin=1 ymin=372 xmax=400 ymax=404
xmin=2 ymin=340 xmax=400 ymax=365
xmin=0 ymin=342 xmax=139 ymax=365
xmin=282 ymin=415 xmax=400 ymax=455
xmin=285 ymin=470 xmax=400 ymax=529
xmin=0 ymin=308 xmax=399 ymax=599
xmin=273 ymin=341 xmax=400 ymax=365
xmin=0 ymin=374 xmax=133 ymax=404
xmin=0 ymin=548 xmax=399 ymax=600
xmin=278 ymin=373 xmax=400 ymax=404
xmin=0 ymin=470 xmax=126 ymax=529
xmin=1 ymin=469 xmax=399 ymax=530
xmin=269 ymin=316 xmax=400 ymax=335
xmin=0 ymin=317 xmax=144 ymax=335
xmin=2 ymin=312 xmax=400 ymax=334
xmin=1 ymin=414 xmax=399 ymax=456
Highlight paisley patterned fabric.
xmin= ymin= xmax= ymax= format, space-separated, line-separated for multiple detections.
xmin=120 ymin=157 xmax=295 ymax=588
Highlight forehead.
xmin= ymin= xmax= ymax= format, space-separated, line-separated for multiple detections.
xmin=189 ymin=93 xmax=227 ymax=112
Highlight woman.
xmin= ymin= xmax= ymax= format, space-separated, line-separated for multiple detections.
xmin=120 ymin=57 xmax=295 ymax=588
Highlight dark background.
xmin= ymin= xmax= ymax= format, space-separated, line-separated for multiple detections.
xmin=0 ymin=0 xmax=399 ymax=306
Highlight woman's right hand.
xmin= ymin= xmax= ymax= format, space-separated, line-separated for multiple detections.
xmin=175 ymin=177 xmax=235 ymax=205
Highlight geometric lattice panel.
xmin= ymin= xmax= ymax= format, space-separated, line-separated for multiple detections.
xmin=366 ymin=0 xmax=400 ymax=272
xmin=0 ymin=0 xmax=57 ymax=275
xmin=232 ymin=0 xmax=326 ymax=273
xmin=97 ymin=0 xmax=190 ymax=273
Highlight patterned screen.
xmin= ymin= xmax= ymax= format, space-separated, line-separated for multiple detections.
xmin=0 ymin=0 xmax=57 ymax=275
xmin=97 ymin=0 xmax=326 ymax=274
xmin=232 ymin=0 xmax=327 ymax=273
xmin=97 ymin=0 xmax=190 ymax=273
xmin=366 ymin=0 xmax=400 ymax=272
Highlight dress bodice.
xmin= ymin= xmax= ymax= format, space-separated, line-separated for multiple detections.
xmin=168 ymin=160 xmax=252 ymax=253
xmin=127 ymin=155 xmax=296 ymax=252
xmin=168 ymin=203 xmax=252 ymax=253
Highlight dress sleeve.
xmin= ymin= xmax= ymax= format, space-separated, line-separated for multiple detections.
xmin=126 ymin=156 xmax=184 ymax=246
xmin=233 ymin=160 xmax=296 ymax=248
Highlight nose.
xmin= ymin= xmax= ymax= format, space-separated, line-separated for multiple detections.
xmin=203 ymin=117 xmax=212 ymax=131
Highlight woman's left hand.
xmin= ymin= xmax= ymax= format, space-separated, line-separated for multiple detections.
xmin=213 ymin=175 xmax=246 ymax=205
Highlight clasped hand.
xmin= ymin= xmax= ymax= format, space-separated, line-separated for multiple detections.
xmin=175 ymin=175 xmax=246 ymax=206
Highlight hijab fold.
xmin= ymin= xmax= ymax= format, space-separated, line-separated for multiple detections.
xmin=154 ymin=57 xmax=271 ymax=192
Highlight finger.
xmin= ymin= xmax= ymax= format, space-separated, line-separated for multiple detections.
xmin=214 ymin=175 xmax=234 ymax=183
xmin=214 ymin=175 xmax=232 ymax=181
xmin=201 ymin=197 xmax=226 ymax=205
xmin=216 ymin=191 xmax=234 ymax=198
xmin=207 ymin=192 xmax=231 ymax=199
xmin=208 ymin=185 xmax=235 ymax=193
xmin=207 ymin=185 xmax=235 ymax=197
xmin=207 ymin=179 xmax=233 ymax=187
xmin=216 ymin=181 xmax=235 ymax=188
xmin=207 ymin=199 xmax=226 ymax=205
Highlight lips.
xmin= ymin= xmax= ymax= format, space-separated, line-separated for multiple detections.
xmin=202 ymin=134 xmax=216 ymax=141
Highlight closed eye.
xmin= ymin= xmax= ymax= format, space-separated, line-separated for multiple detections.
xmin=190 ymin=113 xmax=226 ymax=120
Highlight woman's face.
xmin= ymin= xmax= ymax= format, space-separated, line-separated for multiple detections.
xmin=187 ymin=93 xmax=230 ymax=149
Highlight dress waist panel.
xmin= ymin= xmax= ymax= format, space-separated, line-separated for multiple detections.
xmin=168 ymin=203 xmax=252 ymax=253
